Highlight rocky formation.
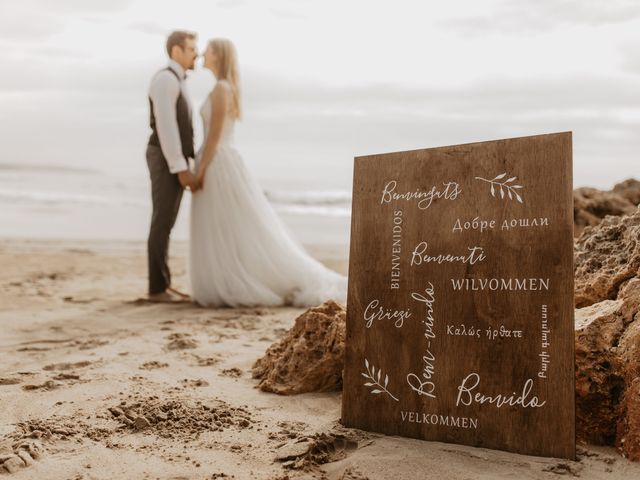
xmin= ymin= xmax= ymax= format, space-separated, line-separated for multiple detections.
xmin=574 ymin=209 xmax=640 ymax=308
xmin=567 ymin=204 xmax=640 ymax=460
xmin=573 ymin=178 xmax=639 ymax=238
xmin=575 ymin=278 xmax=640 ymax=460
xmin=613 ymin=178 xmax=640 ymax=206
xmin=252 ymin=300 xmax=346 ymax=394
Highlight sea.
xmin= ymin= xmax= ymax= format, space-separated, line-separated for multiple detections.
xmin=0 ymin=161 xmax=352 ymax=250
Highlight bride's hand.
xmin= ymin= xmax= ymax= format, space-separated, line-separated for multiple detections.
xmin=195 ymin=168 xmax=206 ymax=190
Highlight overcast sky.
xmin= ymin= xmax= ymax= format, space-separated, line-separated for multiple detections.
xmin=1 ymin=0 xmax=639 ymax=190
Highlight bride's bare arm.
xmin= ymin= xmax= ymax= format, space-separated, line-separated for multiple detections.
xmin=196 ymin=82 xmax=230 ymax=184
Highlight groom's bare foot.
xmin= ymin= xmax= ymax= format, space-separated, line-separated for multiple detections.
xmin=148 ymin=290 xmax=189 ymax=303
xmin=167 ymin=286 xmax=191 ymax=300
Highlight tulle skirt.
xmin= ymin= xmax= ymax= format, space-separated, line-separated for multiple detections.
xmin=189 ymin=142 xmax=347 ymax=308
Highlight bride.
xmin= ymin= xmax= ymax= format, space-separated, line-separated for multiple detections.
xmin=189 ymin=38 xmax=347 ymax=308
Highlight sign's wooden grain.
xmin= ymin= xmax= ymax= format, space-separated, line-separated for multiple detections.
xmin=341 ymin=132 xmax=575 ymax=459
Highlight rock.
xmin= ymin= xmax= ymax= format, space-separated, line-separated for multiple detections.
xmin=252 ymin=300 xmax=346 ymax=394
xmin=16 ymin=449 xmax=34 ymax=466
xmin=120 ymin=416 xmax=133 ymax=426
xmin=573 ymin=186 xmax=638 ymax=238
xmin=133 ymin=416 xmax=151 ymax=430
xmin=274 ymin=440 xmax=312 ymax=461
xmin=108 ymin=407 xmax=125 ymax=417
xmin=617 ymin=378 xmax=640 ymax=461
xmin=15 ymin=440 xmax=44 ymax=460
xmin=2 ymin=455 xmax=26 ymax=473
xmin=613 ymin=178 xmax=640 ymax=206
xmin=575 ymin=277 xmax=640 ymax=460
xmin=574 ymin=209 xmax=640 ymax=308
xmin=0 ymin=446 xmax=14 ymax=462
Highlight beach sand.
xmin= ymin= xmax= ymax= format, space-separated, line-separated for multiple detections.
xmin=1 ymin=238 xmax=639 ymax=479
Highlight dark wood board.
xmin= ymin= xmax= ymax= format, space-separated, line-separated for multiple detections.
xmin=342 ymin=132 xmax=575 ymax=459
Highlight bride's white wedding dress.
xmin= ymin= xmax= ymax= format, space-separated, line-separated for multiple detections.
xmin=189 ymin=83 xmax=347 ymax=307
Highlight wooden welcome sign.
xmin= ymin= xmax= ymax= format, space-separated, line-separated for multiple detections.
xmin=342 ymin=132 xmax=575 ymax=459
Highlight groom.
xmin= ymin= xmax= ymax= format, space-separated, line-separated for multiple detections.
xmin=146 ymin=30 xmax=199 ymax=302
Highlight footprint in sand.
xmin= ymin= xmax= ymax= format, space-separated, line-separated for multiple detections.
xmin=43 ymin=360 xmax=94 ymax=371
xmin=274 ymin=432 xmax=359 ymax=471
xmin=51 ymin=373 xmax=81 ymax=381
xmin=219 ymin=368 xmax=242 ymax=378
xmin=3 ymin=415 xmax=106 ymax=475
xmin=165 ymin=333 xmax=198 ymax=350
xmin=16 ymin=346 xmax=52 ymax=352
xmin=23 ymin=372 xmax=84 ymax=391
xmin=0 ymin=440 xmax=44 ymax=474
xmin=0 ymin=377 xmax=22 ymax=386
xmin=188 ymin=353 xmax=222 ymax=367
xmin=139 ymin=361 xmax=169 ymax=370
xmin=70 ymin=338 xmax=109 ymax=350
xmin=179 ymin=378 xmax=210 ymax=388
xmin=268 ymin=420 xmax=310 ymax=441
xmin=62 ymin=296 xmax=97 ymax=304
xmin=21 ymin=380 xmax=61 ymax=391
xmin=542 ymin=462 xmax=583 ymax=476
xmin=339 ymin=467 xmax=370 ymax=480
xmin=15 ymin=338 xmax=73 ymax=352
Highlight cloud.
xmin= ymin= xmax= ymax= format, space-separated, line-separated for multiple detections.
xmin=443 ymin=0 xmax=640 ymax=36
xmin=620 ymin=41 xmax=640 ymax=74
xmin=241 ymin=70 xmax=640 ymax=117
xmin=0 ymin=7 xmax=64 ymax=40
xmin=0 ymin=60 xmax=637 ymax=190
xmin=235 ymin=70 xmax=640 ymax=189
xmin=0 ymin=0 xmax=136 ymax=42
xmin=30 ymin=0 xmax=135 ymax=13
xmin=129 ymin=21 xmax=169 ymax=36
xmin=268 ymin=7 xmax=307 ymax=20
xmin=217 ymin=0 xmax=245 ymax=9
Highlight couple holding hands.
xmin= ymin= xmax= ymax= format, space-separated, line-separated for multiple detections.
xmin=146 ymin=31 xmax=346 ymax=308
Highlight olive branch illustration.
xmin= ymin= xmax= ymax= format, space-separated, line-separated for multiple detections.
xmin=474 ymin=172 xmax=524 ymax=203
xmin=361 ymin=358 xmax=399 ymax=401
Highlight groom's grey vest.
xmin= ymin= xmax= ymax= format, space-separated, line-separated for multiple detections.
xmin=148 ymin=67 xmax=195 ymax=160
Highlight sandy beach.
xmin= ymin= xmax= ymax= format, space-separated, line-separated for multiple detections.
xmin=1 ymin=238 xmax=639 ymax=479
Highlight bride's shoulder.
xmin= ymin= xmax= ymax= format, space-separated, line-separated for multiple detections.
xmin=214 ymin=79 xmax=233 ymax=92
xmin=209 ymin=80 xmax=232 ymax=101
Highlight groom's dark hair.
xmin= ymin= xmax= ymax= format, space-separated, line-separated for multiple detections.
xmin=166 ymin=30 xmax=197 ymax=57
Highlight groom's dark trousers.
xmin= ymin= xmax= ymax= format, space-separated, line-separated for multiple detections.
xmin=146 ymin=64 xmax=194 ymax=295
xmin=146 ymin=144 xmax=183 ymax=294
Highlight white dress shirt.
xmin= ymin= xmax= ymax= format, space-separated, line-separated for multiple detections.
xmin=148 ymin=59 xmax=191 ymax=173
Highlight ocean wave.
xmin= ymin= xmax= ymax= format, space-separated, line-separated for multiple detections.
xmin=0 ymin=188 xmax=351 ymax=217
xmin=265 ymin=189 xmax=351 ymax=206
xmin=0 ymin=162 xmax=99 ymax=174
xmin=0 ymin=188 xmax=146 ymax=207
xmin=274 ymin=204 xmax=351 ymax=217
xmin=0 ymin=184 xmax=352 ymax=217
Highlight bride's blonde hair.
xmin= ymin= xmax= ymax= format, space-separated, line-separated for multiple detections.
xmin=209 ymin=38 xmax=241 ymax=119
